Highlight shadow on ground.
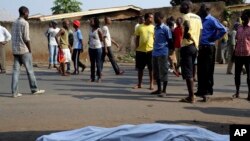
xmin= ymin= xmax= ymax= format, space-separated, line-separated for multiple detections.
xmin=0 ymin=130 xmax=61 ymax=141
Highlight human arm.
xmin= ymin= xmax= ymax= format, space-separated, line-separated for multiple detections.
xmin=23 ymin=22 xmax=31 ymax=53
xmin=209 ymin=19 xmax=227 ymax=42
xmin=55 ymin=29 xmax=64 ymax=49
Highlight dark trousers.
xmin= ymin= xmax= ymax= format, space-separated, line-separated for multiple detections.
xmin=197 ymin=45 xmax=216 ymax=95
xmin=89 ymin=48 xmax=102 ymax=81
xmin=101 ymin=47 xmax=120 ymax=74
xmin=235 ymin=56 xmax=250 ymax=92
xmin=72 ymin=49 xmax=85 ymax=72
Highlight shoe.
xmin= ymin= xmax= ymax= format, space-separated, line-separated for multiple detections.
xmin=151 ymin=90 xmax=161 ymax=95
xmin=13 ymin=93 xmax=22 ymax=98
xmin=179 ymin=96 xmax=195 ymax=103
xmin=32 ymin=90 xmax=45 ymax=95
xmin=81 ymin=65 xmax=86 ymax=72
xmin=116 ymin=70 xmax=124 ymax=75
xmin=48 ymin=64 xmax=52 ymax=69
xmin=226 ymin=72 xmax=233 ymax=75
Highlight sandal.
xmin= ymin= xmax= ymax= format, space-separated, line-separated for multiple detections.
xmin=232 ymin=94 xmax=240 ymax=98
xmin=151 ymin=90 xmax=161 ymax=95
xmin=179 ymin=97 xmax=195 ymax=103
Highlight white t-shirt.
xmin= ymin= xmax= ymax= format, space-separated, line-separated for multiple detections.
xmin=89 ymin=28 xmax=102 ymax=49
xmin=102 ymin=25 xmax=111 ymax=47
xmin=46 ymin=27 xmax=60 ymax=46
xmin=0 ymin=25 xmax=11 ymax=42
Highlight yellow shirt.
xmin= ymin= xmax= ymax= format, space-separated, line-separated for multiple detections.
xmin=60 ymin=28 xmax=69 ymax=49
xmin=182 ymin=13 xmax=202 ymax=48
xmin=135 ymin=24 xmax=154 ymax=52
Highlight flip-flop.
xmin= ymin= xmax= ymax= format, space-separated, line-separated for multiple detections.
xmin=133 ymin=85 xmax=142 ymax=89
xmin=232 ymin=94 xmax=240 ymax=98
xmin=179 ymin=97 xmax=195 ymax=103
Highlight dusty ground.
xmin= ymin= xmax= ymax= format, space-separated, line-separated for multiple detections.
xmin=0 ymin=63 xmax=249 ymax=141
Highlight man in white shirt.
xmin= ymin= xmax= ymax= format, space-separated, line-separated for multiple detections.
xmin=45 ymin=21 xmax=60 ymax=69
xmin=101 ymin=17 xmax=124 ymax=75
xmin=0 ymin=24 xmax=11 ymax=73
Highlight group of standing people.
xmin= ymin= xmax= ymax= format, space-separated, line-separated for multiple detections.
xmin=133 ymin=0 xmax=250 ymax=103
xmin=45 ymin=16 xmax=124 ymax=82
xmin=0 ymin=3 xmax=250 ymax=102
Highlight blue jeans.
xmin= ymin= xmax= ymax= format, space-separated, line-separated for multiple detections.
xmin=89 ymin=48 xmax=102 ymax=81
xmin=11 ymin=53 xmax=38 ymax=94
xmin=48 ymin=45 xmax=58 ymax=65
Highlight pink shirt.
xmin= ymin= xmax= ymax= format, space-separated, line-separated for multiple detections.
xmin=235 ymin=23 xmax=250 ymax=56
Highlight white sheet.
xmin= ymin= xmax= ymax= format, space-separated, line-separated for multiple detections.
xmin=37 ymin=123 xmax=229 ymax=141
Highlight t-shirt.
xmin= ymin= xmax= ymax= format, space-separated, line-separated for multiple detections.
xmin=102 ymin=25 xmax=111 ymax=47
xmin=135 ymin=24 xmax=154 ymax=52
xmin=173 ymin=26 xmax=183 ymax=48
xmin=182 ymin=13 xmax=202 ymax=48
xmin=153 ymin=23 xmax=172 ymax=57
xmin=73 ymin=29 xmax=83 ymax=49
xmin=46 ymin=27 xmax=60 ymax=46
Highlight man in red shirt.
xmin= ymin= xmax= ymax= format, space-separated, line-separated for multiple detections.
xmin=233 ymin=9 xmax=250 ymax=101
xmin=173 ymin=17 xmax=183 ymax=73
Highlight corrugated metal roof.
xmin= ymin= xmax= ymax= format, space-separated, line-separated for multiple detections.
xmin=227 ymin=3 xmax=250 ymax=11
xmin=30 ymin=5 xmax=142 ymax=22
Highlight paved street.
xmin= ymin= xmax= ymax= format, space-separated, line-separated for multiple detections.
xmin=0 ymin=63 xmax=249 ymax=141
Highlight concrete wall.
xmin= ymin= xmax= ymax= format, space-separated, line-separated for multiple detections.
xmin=1 ymin=20 xmax=136 ymax=63
xmin=1 ymin=1 xmax=226 ymax=63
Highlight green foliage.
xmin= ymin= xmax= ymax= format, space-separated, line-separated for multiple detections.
xmin=170 ymin=0 xmax=245 ymax=6
xmin=51 ymin=0 xmax=82 ymax=14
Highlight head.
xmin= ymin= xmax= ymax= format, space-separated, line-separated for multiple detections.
xmin=144 ymin=13 xmax=154 ymax=25
xmin=222 ymin=21 xmax=228 ymax=27
xmin=62 ymin=19 xmax=70 ymax=29
xmin=241 ymin=9 xmax=250 ymax=26
xmin=104 ymin=17 xmax=112 ymax=25
xmin=233 ymin=22 xmax=240 ymax=31
xmin=51 ymin=20 xmax=57 ymax=28
xmin=138 ymin=16 xmax=144 ymax=24
xmin=154 ymin=12 xmax=164 ymax=25
xmin=166 ymin=17 xmax=175 ymax=30
xmin=73 ymin=20 xmax=80 ymax=29
xmin=180 ymin=0 xmax=192 ymax=14
xmin=198 ymin=3 xmax=210 ymax=19
xmin=90 ymin=17 xmax=100 ymax=29
xmin=176 ymin=17 xmax=183 ymax=26
xmin=19 ymin=6 xmax=29 ymax=20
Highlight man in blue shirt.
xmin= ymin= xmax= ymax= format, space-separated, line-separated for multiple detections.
xmin=195 ymin=3 xmax=227 ymax=101
xmin=151 ymin=12 xmax=173 ymax=96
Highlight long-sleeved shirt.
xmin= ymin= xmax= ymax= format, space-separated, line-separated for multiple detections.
xmin=11 ymin=17 xmax=30 ymax=55
xmin=200 ymin=14 xmax=227 ymax=45
xmin=0 ymin=25 xmax=11 ymax=42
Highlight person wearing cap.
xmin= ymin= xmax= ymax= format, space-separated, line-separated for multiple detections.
xmin=72 ymin=20 xmax=86 ymax=75
xmin=101 ymin=17 xmax=124 ymax=75
xmin=45 ymin=20 xmax=60 ymax=69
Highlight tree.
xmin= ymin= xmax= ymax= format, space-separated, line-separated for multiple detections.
xmin=51 ymin=0 xmax=82 ymax=14
xmin=170 ymin=0 xmax=246 ymax=6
